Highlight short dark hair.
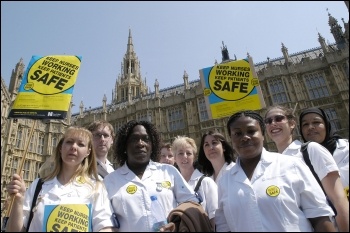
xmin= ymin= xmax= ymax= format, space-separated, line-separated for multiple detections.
xmin=226 ymin=110 xmax=265 ymax=136
xmin=87 ymin=120 xmax=115 ymax=139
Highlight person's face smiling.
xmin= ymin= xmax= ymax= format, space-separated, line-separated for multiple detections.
xmin=265 ymin=108 xmax=294 ymax=145
xmin=301 ymin=113 xmax=327 ymax=143
xmin=203 ymin=134 xmax=224 ymax=162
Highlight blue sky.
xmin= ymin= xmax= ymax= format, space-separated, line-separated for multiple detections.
xmin=1 ymin=1 xmax=348 ymax=114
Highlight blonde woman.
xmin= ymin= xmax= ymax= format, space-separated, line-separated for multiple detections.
xmin=172 ymin=135 xmax=218 ymax=229
xmin=6 ymin=126 xmax=117 ymax=232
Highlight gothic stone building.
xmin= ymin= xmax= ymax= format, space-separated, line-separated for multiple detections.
xmin=1 ymin=8 xmax=349 ymax=219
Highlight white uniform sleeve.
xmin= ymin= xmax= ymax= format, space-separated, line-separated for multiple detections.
xmin=215 ymin=177 xmax=230 ymax=232
xmin=201 ymin=177 xmax=218 ymax=220
xmin=294 ymin=157 xmax=335 ymax=218
xmin=307 ymin=142 xmax=339 ymax=180
xmin=23 ymin=178 xmax=40 ymax=230
xmin=171 ymin=167 xmax=198 ymax=204
xmin=91 ymin=182 xmax=116 ymax=231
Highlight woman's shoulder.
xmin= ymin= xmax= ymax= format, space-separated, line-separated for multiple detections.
xmin=225 ymin=161 xmax=235 ymax=170
xmin=202 ymin=175 xmax=217 ymax=187
xmin=28 ymin=177 xmax=44 ymax=190
xmin=289 ymin=139 xmax=302 ymax=149
xmin=337 ymin=138 xmax=349 ymax=148
xmin=301 ymin=141 xmax=330 ymax=154
xmin=263 ymin=148 xmax=302 ymax=165
xmin=155 ymin=161 xmax=180 ymax=173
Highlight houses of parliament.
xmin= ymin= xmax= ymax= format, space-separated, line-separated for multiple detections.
xmin=1 ymin=4 xmax=349 ymax=216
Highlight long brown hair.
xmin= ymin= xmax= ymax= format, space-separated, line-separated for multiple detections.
xmin=198 ymin=131 xmax=235 ymax=176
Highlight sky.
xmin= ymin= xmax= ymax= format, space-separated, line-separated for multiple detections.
xmin=1 ymin=1 xmax=349 ymax=114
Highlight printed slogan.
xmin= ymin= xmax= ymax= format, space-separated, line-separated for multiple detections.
xmin=200 ymin=57 xmax=265 ymax=119
xmin=43 ymin=204 xmax=91 ymax=232
xmin=8 ymin=55 xmax=82 ymax=119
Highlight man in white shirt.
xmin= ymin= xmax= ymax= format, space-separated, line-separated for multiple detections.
xmin=87 ymin=120 xmax=115 ymax=179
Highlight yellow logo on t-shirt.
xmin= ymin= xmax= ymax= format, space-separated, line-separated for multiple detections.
xmin=266 ymin=185 xmax=280 ymax=197
xmin=126 ymin=185 xmax=137 ymax=194
xmin=161 ymin=181 xmax=171 ymax=189
xmin=75 ymin=176 xmax=86 ymax=184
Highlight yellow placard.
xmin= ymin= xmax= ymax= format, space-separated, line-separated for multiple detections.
xmin=8 ymin=55 xmax=82 ymax=119
xmin=43 ymin=204 xmax=91 ymax=232
xmin=199 ymin=57 xmax=265 ymax=119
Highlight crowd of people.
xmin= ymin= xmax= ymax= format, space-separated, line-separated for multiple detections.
xmin=5 ymin=107 xmax=349 ymax=232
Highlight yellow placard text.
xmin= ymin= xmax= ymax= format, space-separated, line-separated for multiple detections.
xmin=208 ymin=60 xmax=259 ymax=101
xmin=46 ymin=204 xmax=90 ymax=232
xmin=27 ymin=56 xmax=81 ymax=95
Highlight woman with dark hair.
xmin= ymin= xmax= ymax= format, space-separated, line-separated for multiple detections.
xmin=198 ymin=131 xmax=235 ymax=183
xmin=299 ymin=107 xmax=348 ymax=194
xmin=215 ymin=110 xmax=335 ymax=232
xmin=265 ymin=105 xmax=348 ymax=231
xmin=299 ymin=107 xmax=349 ymax=231
xmin=103 ymin=120 xmax=197 ymax=232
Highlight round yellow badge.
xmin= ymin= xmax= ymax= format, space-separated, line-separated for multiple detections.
xmin=266 ymin=185 xmax=280 ymax=197
xmin=75 ymin=176 xmax=86 ymax=184
xmin=161 ymin=181 xmax=171 ymax=189
xmin=126 ymin=185 xmax=137 ymax=194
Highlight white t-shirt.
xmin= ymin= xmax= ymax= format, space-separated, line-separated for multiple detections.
xmin=97 ymin=158 xmax=114 ymax=179
xmin=188 ymin=169 xmax=218 ymax=219
xmin=103 ymin=161 xmax=198 ymax=232
xmin=333 ymin=139 xmax=349 ymax=192
xmin=215 ymin=148 xmax=334 ymax=232
xmin=23 ymin=176 xmax=115 ymax=232
xmin=282 ymin=140 xmax=339 ymax=180
xmin=210 ymin=161 xmax=235 ymax=184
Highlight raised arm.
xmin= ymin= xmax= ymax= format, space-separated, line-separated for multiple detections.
xmin=6 ymin=173 xmax=26 ymax=232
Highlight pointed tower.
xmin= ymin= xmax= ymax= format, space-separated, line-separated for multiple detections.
xmin=9 ymin=58 xmax=25 ymax=101
xmin=102 ymin=94 xmax=107 ymax=110
xmin=154 ymin=79 xmax=159 ymax=98
xmin=114 ymin=29 xmax=149 ymax=103
xmin=79 ymin=101 xmax=84 ymax=116
xmin=281 ymin=43 xmax=291 ymax=64
xmin=183 ymin=70 xmax=189 ymax=90
xmin=318 ymin=32 xmax=329 ymax=54
xmin=221 ymin=41 xmax=230 ymax=62
xmin=341 ymin=17 xmax=349 ymax=43
xmin=328 ymin=11 xmax=346 ymax=49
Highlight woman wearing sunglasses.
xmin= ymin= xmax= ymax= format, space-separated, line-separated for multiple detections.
xmin=264 ymin=105 xmax=348 ymax=232
xmin=215 ymin=110 xmax=335 ymax=232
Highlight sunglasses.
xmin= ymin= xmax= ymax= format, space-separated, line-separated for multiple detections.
xmin=264 ymin=115 xmax=287 ymax=125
